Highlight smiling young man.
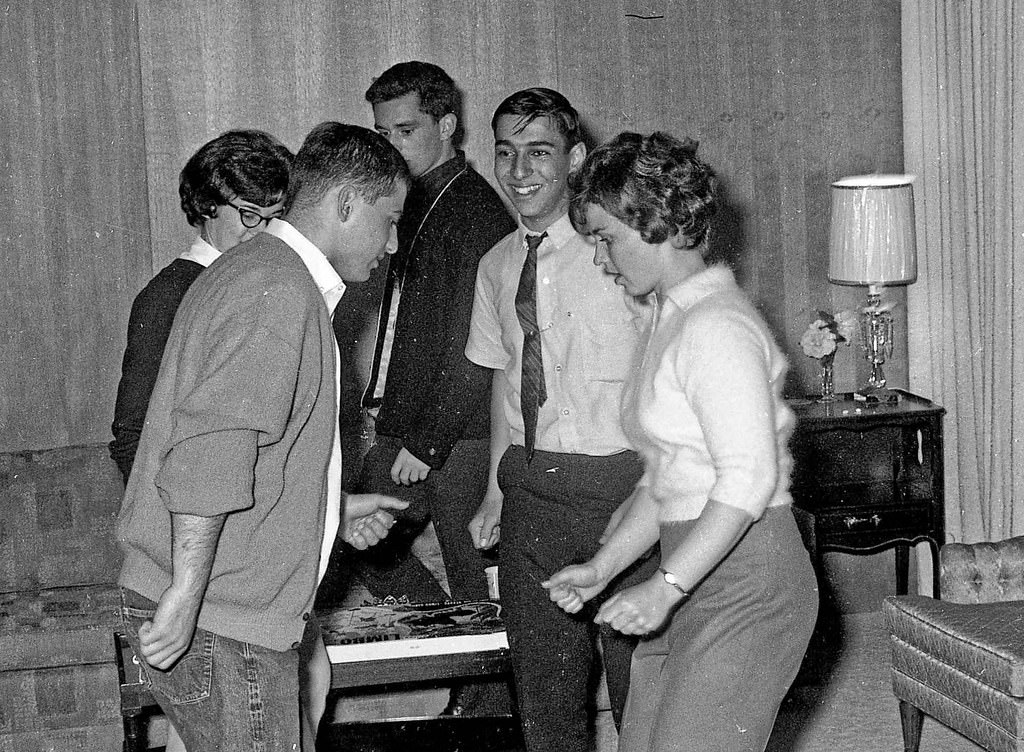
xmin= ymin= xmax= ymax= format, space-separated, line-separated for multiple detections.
xmin=116 ymin=123 xmax=410 ymax=752
xmin=464 ymin=88 xmax=658 ymax=752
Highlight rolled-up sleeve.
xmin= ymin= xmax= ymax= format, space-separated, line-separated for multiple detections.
xmin=156 ymin=293 xmax=307 ymax=517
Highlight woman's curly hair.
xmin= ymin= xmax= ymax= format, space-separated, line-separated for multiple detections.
xmin=179 ymin=129 xmax=292 ymax=227
xmin=570 ymin=131 xmax=717 ymax=250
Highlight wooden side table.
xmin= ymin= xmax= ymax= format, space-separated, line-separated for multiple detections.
xmin=787 ymin=390 xmax=945 ymax=597
xmin=114 ymin=629 xmax=513 ymax=752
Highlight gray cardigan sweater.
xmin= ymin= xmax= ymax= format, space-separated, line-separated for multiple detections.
xmin=117 ymin=234 xmax=337 ymax=651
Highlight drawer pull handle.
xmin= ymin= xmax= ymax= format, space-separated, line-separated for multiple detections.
xmin=844 ymin=514 xmax=882 ymax=528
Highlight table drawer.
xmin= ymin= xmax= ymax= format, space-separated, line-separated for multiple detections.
xmin=810 ymin=504 xmax=934 ymax=547
xmin=793 ymin=481 xmax=902 ymax=510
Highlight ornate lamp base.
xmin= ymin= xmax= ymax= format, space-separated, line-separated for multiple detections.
xmin=862 ymin=289 xmax=894 ymax=389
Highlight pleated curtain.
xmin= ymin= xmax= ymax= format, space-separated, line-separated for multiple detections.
xmin=903 ymin=0 xmax=1024 ymax=542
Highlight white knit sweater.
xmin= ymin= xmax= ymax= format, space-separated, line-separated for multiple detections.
xmin=622 ymin=265 xmax=796 ymax=522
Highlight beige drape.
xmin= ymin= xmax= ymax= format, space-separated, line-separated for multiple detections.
xmin=1 ymin=1 xmax=908 ymax=452
xmin=903 ymin=0 xmax=1024 ymax=543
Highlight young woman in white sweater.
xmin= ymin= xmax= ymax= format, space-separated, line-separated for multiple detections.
xmin=543 ymin=131 xmax=818 ymax=752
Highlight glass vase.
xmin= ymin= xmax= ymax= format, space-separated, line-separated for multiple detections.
xmin=819 ymin=356 xmax=836 ymax=402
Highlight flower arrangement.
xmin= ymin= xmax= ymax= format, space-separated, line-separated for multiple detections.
xmin=800 ymin=309 xmax=858 ymax=402
xmin=800 ymin=309 xmax=858 ymax=361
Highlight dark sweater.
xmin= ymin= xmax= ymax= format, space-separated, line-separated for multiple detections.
xmin=368 ymin=152 xmax=515 ymax=468
xmin=110 ymin=258 xmax=205 ymax=482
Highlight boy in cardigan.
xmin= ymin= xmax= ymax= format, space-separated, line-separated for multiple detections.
xmin=117 ymin=123 xmax=410 ymax=752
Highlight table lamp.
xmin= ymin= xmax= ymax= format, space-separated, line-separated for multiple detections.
xmin=827 ymin=174 xmax=917 ymax=390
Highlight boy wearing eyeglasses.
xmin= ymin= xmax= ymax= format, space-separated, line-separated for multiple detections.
xmin=110 ymin=129 xmax=292 ymax=482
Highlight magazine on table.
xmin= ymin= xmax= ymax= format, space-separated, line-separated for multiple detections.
xmin=319 ymin=597 xmax=509 ymax=662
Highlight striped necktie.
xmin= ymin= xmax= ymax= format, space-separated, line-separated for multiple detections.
xmin=515 ymin=232 xmax=547 ymax=458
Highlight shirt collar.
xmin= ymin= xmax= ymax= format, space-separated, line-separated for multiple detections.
xmin=662 ymin=264 xmax=737 ymax=312
xmin=418 ymin=151 xmax=466 ymax=202
xmin=265 ymin=219 xmax=346 ymax=315
xmin=179 ymin=235 xmax=222 ymax=268
xmin=516 ymin=212 xmax=578 ymax=250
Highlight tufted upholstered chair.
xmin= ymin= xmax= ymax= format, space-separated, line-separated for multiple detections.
xmin=883 ymin=536 xmax=1024 ymax=752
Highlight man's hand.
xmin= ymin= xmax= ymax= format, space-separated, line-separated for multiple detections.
xmin=391 ymin=447 xmax=430 ymax=485
xmin=138 ymin=511 xmax=224 ymax=670
xmin=138 ymin=583 xmax=202 ymax=670
xmin=541 ymin=563 xmax=608 ymax=614
xmin=594 ymin=577 xmax=681 ymax=635
xmin=341 ymin=492 xmax=409 ymax=549
xmin=469 ymin=493 xmax=502 ymax=549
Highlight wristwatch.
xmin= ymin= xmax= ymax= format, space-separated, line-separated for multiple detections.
xmin=658 ymin=567 xmax=691 ymax=599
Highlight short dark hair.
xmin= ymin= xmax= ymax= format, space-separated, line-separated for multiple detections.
xmin=287 ymin=122 xmax=410 ymax=213
xmin=569 ymin=131 xmax=717 ymax=250
xmin=490 ymin=87 xmax=584 ymax=149
xmin=178 ymin=129 xmax=292 ymax=227
xmin=365 ymin=61 xmax=461 ymax=122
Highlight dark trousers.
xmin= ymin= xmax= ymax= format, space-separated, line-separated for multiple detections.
xmin=348 ymin=434 xmax=512 ymax=716
xmin=620 ymin=507 xmax=818 ymax=752
xmin=497 ymin=446 xmax=659 ymax=752
xmin=351 ymin=434 xmax=496 ymax=603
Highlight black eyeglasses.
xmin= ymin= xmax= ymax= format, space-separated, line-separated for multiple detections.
xmin=226 ymin=201 xmax=280 ymax=229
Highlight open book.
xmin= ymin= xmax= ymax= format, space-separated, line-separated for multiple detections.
xmin=320 ymin=598 xmax=509 ymax=663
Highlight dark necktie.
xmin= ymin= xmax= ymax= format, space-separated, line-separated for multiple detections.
xmin=516 ymin=232 xmax=547 ymax=458
xmin=361 ymin=181 xmax=423 ymax=409
xmin=361 ymin=256 xmax=402 ymax=409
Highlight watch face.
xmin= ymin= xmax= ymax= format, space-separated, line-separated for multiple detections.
xmin=660 ymin=568 xmax=688 ymax=597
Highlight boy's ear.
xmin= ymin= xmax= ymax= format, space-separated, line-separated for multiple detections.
xmin=337 ymin=186 xmax=357 ymax=222
xmin=568 ymin=142 xmax=587 ymax=173
xmin=438 ymin=113 xmax=457 ymax=143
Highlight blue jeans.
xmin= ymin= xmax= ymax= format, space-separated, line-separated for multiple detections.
xmin=119 ymin=588 xmax=301 ymax=752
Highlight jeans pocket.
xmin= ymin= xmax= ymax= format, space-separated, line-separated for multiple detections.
xmin=120 ymin=602 xmax=157 ymax=691
xmin=148 ymin=628 xmax=216 ymax=705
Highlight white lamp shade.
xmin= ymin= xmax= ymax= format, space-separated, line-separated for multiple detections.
xmin=828 ymin=174 xmax=918 ymax=287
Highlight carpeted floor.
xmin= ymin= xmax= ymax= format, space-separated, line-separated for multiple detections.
xmin=765 ymin=611 xmax=983 ymax=752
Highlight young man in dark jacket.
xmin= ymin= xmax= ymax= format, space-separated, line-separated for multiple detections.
xmin=353 ymin=61 xmax=516 ymax=715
